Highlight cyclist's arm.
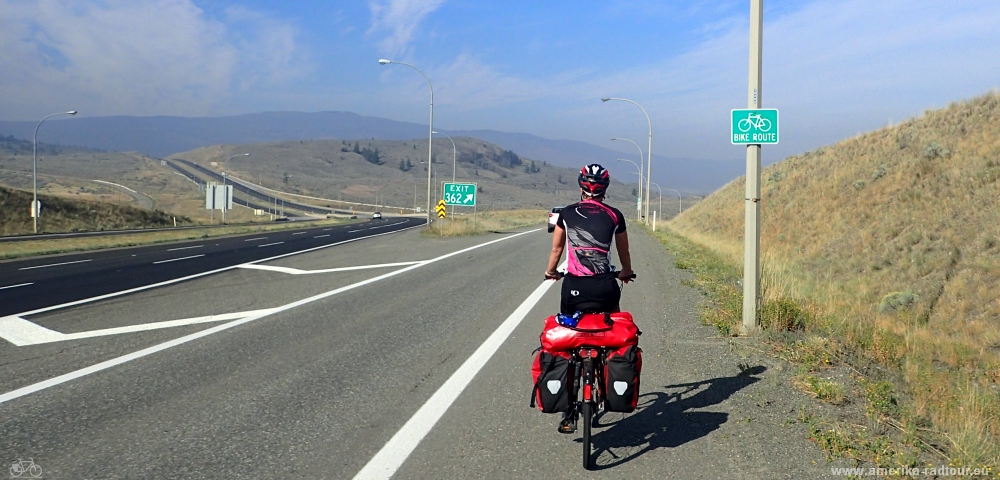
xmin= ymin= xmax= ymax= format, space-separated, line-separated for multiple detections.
xmin=615 ymin=230 xmax=634 ymax=278
xmin=545 ymin=224 xmax=566 ymax=275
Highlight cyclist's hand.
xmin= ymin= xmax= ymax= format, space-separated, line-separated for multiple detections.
xmin=544 ymin=270 xmax=563 ymax=281
xmin=617 ymin=269 xmax=636 ymax=283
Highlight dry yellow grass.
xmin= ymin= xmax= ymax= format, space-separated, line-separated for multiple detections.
xmin=669 ymin=92 xmax=1000 ymax=465
xmin=423 ymin=209 xmax=546 ymax=236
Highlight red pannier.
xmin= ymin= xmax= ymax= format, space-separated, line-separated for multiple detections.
xmin=540 ymin=312 xmax=640 ymax=351
xmin=530 ymin=349 xmax=573 ymax=412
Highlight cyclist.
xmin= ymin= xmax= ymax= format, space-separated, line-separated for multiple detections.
xmin=545 ymin=163 xmax=634 ymax=315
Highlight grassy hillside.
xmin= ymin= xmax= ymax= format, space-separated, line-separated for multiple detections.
xmin=669 ymin=92 xmax=1000 ymax=465
xmin=0 ymin=186 xmax=192 ymax=235
xmin=170 ymin=137 xmax=644 ymax=215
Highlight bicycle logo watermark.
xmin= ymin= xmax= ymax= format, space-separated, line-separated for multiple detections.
xmin=9 ymin=458 xmax=42 ymax=478
xmin=737 ymin=112 xmax=772 ymax=132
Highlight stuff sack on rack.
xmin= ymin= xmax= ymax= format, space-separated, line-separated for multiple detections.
xmin=540 ymin=312 xmax=639 ymax=351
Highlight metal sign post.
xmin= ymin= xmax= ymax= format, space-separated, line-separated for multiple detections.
xmin=742 ymin=0 xmax=764 ymax=335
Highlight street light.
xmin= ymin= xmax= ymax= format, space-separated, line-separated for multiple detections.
xmin=612 ymin=138 xmax=644 ymax=220
xmin=221 ymin=153 xmax=249 ymax=224
xmin=668 ymin=188 xmax=682 ymax=215
xmin=602 ymin=98 xmax=652 ymax=223
xmin=616 ymin=158 xmax=643 ymax=221
xmin=433 ymin=131 xmax=456 ymax=218
xmin=32 ymin=110 xmax=77 ymax=233
xmin=380 ymin=58 xmax=434 ymax=228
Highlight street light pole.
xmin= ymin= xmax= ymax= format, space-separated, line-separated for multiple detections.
xmin=32 ymin=110 xmax=77 ymax=233
xmin=668 ymin=189 xmax=682 ymax=215
xmin=381 ymin=59 xmax=433 ymax=227
xmin=742 ymin=0 xmax=764 ymax=335
xmin=649 ymin=181 xmax=663 ymax=221
xmin=612 ymin=138 xmax=644 ymax=220
xmin=603 ymin=98 xmax=652 ymax=223
xmin=616 ymin=158 xmax=643 ymax=221
xmin=433 ymin=131 xmax=457 ymax=219
xmin=221 ymin=153 xmax=249 ymax=224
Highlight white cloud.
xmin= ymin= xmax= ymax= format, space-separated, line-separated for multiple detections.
xmin=367 ymin=0 xmax=446 ymax=56
xmin=385 ymin=0 xmax=1000 ymax=161
xmin=0 ymin=0 xmax=305 ymax=120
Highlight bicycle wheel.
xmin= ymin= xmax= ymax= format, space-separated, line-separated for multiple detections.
xmin=28 ymin=465 xmax=41 ymax=478
xmin=760 ymin=118 xmax=772 ymax=132
xmin=738 ymin=118 xmax=752 ymax=132
xmin=582 ymin=401 xmax=593 ymax=470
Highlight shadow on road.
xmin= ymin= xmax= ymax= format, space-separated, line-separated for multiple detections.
xmin=586 ymin=365 xmax=766 ymax=470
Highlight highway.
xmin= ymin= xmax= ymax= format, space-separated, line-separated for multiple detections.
xmin=0 ymin=224 xmax=846 ymax=478
xmin=0 ymin=217 xmax=422 ymax=317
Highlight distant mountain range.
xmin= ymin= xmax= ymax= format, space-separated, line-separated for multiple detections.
xmin=0 ymin=111 xmax=743 ymax=192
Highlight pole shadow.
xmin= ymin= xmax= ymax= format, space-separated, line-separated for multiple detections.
xmin=583 ymin=365 xmax=767 ymax=470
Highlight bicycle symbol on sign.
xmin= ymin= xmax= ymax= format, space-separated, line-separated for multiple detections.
xmin=9 ymin=458 xmax=42 ymax=478
xmin=737 ymin=112 xmax=772 ymax=133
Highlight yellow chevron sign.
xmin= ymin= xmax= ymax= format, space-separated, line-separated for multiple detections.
xmin=435 ymin=199 xmax=447 ymax=218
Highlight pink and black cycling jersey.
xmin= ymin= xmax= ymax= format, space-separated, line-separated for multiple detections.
xmin=556 ymin=200 xmax=627 ymax=276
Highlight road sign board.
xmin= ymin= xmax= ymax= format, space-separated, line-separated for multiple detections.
xmin=435 ymin=199 xmax=447 ymax=218
xmin=731 ymin=109 xmax=779 ymax=144
xmin=442 ymin=182 xmax=477 ymax=206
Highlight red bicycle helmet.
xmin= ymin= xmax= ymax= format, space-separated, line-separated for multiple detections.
xmin=578 ymin=163 xmax=611 ymax=196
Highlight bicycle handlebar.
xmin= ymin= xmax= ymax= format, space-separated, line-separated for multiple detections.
xmin=544 ymin=272 xmax=637 ymax=281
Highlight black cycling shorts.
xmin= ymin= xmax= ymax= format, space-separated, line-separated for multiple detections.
xmin=560 ymin=273 xmax=621 ymax=315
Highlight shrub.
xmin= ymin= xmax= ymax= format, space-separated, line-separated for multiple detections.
xmin=877 ymin=291 xmax=919 ymax=314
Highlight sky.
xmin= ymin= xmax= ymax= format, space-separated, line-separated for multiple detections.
xmin=2 ymin=0 xmax=999 ymax=163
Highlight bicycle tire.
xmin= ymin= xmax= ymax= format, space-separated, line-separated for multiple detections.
xmin=738 ymin=118 xmax=752 ymax=132
xmin=760 ymin=118 xmax=772 ymax=132
xmin=28 ymin=465 xmax=41 ymax=477
xmin=582 ymin=401 xmax=593 ymax=470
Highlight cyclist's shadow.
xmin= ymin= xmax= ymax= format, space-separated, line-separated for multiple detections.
xmin=585 ymin=365 xmax=766 ymax=470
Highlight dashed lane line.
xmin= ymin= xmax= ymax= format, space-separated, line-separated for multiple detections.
xmin=18 ymin=259 xmax=92 ymax=271
xmin=152 ymin=254 xmax=205 ymax=264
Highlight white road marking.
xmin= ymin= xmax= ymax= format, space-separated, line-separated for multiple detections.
xmin=18 ymin=259 xmax=92 ymax=270
xmin=292 ymin=231 xmax=307 ymax=235
xmin=314 ymin=234 xmax=330 ymax=238
xmin=322 ymin=228 xmax=333 ymax=231
xmin=152 ymin=254 xmax=205 ymax=264
xmin=0 ymin=283 xmax=33 ymax=291
xmin=257 ymin=242 xmax=284 ymax=247
xmin=0 ymin=229 xmax=539 ymax=405
xmin=5 ymin=224 xmax=425 ymax=319
xmin=0 ymin=309 xmax=278 ymax=346
xmin=353 ymin=259 xmax=565 ymax=480
xmin=167 ymin=245 xmax=203 ymax=252
xmin=244 ymin=237 xmax=268 ymax=242
xmin=348 ymin=230 xmax=362 ymax=233
xmin=238 ymin=261 xmax=423 ymax=275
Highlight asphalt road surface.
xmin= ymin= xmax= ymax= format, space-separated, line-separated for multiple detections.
xmin=0 ymin=224 xmax=851 ymax=478
xmin=0 ymin=217 xmax=421 ymax=317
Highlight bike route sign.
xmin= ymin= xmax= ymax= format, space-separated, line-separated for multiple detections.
xmin=731 ymin=109 xmax=779 ymax=144
xmin=443 ymin=182 xmax=477 ymax=206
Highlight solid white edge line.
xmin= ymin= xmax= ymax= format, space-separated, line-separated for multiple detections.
xmin=0 ymin=228 xmax=539 ymax=405
xmin=152 ymin=254 xmax=205 ymax=264
xmin=166 ymin=245 xmax=203 ymax=252
xmin=352 ymin=260 xmax=563 ymax=480
xmin=18 ymin=259 xmax=92 ymax=270
xmin=11 ymin=220 xmax=424 ymax=318
xmin=238 ymin=262 xmax=424 ymax=275
xmin=0 ymin=283 xmax=33 ymax=290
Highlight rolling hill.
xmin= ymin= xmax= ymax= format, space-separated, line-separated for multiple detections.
xmin=669 ymin=91 xmax=1000 ymax=464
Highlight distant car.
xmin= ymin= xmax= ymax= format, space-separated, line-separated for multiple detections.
xmin=547 ymin=207 xmax=563 ymax=233
xmin=273 ymin=217 xmax=289 ymax=222
xmin=372 ymin=211 xmax=382 ymax=220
